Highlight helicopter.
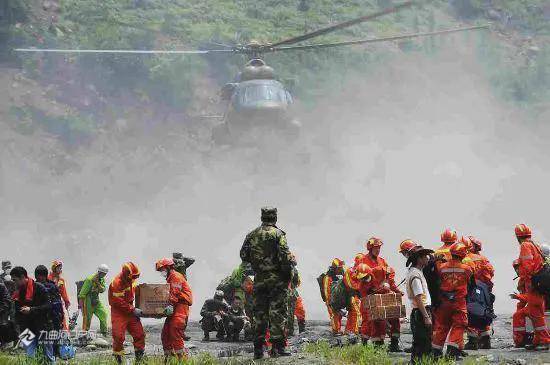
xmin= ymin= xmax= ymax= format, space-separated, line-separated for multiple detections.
xmin=15 ymin=1 xmax=488 ymax=145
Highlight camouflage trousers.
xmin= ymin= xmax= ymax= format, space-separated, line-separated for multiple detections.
xmin=286 ymin=292 xmax=298 ymax=336
xmin=253 ymin=285 xmax=288 ymax=342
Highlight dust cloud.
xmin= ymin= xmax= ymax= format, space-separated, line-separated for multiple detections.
xmin=1 ymin=33 xmax=550 ymax=321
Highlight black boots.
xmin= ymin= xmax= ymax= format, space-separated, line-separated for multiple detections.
xmin=431 ymin=348 xmax=443 ymax=359
xmin=373 ymin=340 xmax=384 ymax=348
xmin=478 ymin=335 xmax=491 ymax=349
xmin=464 ymin=336 xmax=479 ymax=350
xmin=135 ymin=350 xmax=145 ymax=363
xmin=202 ymin=331 xmax=210 ymax=341
xmin=254 ymin=340 xmax=264 ymax=360
xmin=298 ymin=320 xmax=306 ymax=334
xmin=114 ymin=355 xmax=123 ymax=364
xmin=270 ymin=340 xmax=291 ymax=358
xmin=388 ymin=337 xmax=402 ymax=352
xmin=445 ymin=346 xmax=463 ymax=360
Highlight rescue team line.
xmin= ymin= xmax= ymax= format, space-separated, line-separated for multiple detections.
xmin=1 ymin=210 xmax=549 ymax=363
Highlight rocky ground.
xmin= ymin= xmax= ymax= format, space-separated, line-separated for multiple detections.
xmin=74 ymin=316 xmax=550 ymax=364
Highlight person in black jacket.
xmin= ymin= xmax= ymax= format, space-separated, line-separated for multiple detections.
xmin=35 ymin=265 xmax=64 ymax=332
xmin=0 ymin=281 xmax=17 ymax=346
xmin=200 ymin=291 xmax=229 ymax=341
xmin=10 ymin=266 xmax=55 ymax=363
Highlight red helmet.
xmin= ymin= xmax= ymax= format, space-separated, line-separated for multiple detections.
xmin=331 ymin=258 xmax=345 ymax=268
xmin=354 ymin=253 xmax=364 ymax=266
xmin=515 ymin=224 xmax=532 ymax=238
xmin=355 ymin=263 xmax=372 ymax=280
xmin=51 ymin=260 xmax=63 ymax=271
xmin=399 ymin=239 xmax=418 ymax=254
xmin=122 ymin=262 xmax=140 ymax=280
xmin=441 ymin=228 xmax=458 ymax=244
xmin=468 ymin=236 xmax=482 ymax=251
xmin=459 ymin=236 xmax=473 ymax=251
xmin=366 ymin=237 xmax=383 ymax=250
xmin=449 ymin=242 xmax=468 ymax=259
xmin=155 ymin=258 xmax=174 ymax=271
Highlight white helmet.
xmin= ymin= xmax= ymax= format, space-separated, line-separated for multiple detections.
xmin=541 ymin=245 xmax=550 ymax=257
xmin=97 ymin=264 xmax=109 ymax=274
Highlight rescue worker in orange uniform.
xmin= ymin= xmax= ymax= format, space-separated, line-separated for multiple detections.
xmin=462 ymin=236 xmax=495 ymax=350
xmin=512 ymin=259 xmax=534 ymax=348
xmin=156 ymin=258 xmax=193 ymax=360
xmin=294 ymin=295 xmax=306 ymax=334
xmin=355 ymin=263 xmax=374 ymax=344
xmin=511 ymin=224 xmax=550 ymax=350
xmin=434 ymin=228 xmax=458 ymax=263
xmin=328 ymin=264 xmax=362 ymax=335
xmin=355 ymin=237 xmax=403 ymax=351
xmin=319 ymin=259 xmax=345 ymax=335
xmin=432 ymin=242 xmax=474 ymax=360
xmin=48 ymin=260 xmax=71 ymax=329
xmin=108 ymin=262 xmax=145 ymax=364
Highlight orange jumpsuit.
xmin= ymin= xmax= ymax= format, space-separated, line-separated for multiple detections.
xmin=434 ymin=243 xmax=453 ymax=266
xmin=513 ymin=276 xmax=532 ymax=345
xmin=356 ymin=255 xmax=402 ymax=341
xmin=432 ymin=259 xmax=473 ymax=351
xmin=48 ymin=272 xmax=70 ymax=330
xmin=333 ymin=267 xmax=361 ymax=334
xmin=464 ymin=252 xmax=495 ymax=338
xmin=294 ymin=295 xmax=306 ymax=322
xmin=512 ymin=241 xmax=550 ymax=346
xmin=322 ymin=274 xmax=341 ymax=334
xmin=108 ymin=274 xmax=145 ymax=356
xmin=162 ymin=270 xmax=193 ymax=356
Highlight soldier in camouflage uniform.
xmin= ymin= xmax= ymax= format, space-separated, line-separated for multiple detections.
xmin=240 ymin=207 xmax=293 ymax=359
xmin=172 ymin=252 xmax=195 ymax=280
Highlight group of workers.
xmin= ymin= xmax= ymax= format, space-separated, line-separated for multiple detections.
xmin=319 ymin=224 xmax=550 ymax=363
xmin=2 ymin=207 xmax=550 ymax=364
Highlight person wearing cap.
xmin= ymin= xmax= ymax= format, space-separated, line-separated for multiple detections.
xmin=200 ymin=290 xmax=229 ymax=341
xmin=240 ymin=206 xmax=293 ymax=359
xmin=172 ymin=253 xmax=195 ymax=280
xmin=318 ymin=259 xmax=345 ymax=335
xmin=511 ymin=224 xmax=550 ymax=350
xmin=405 ymin=246 xmax=434 ymax=364
xmin=0 ymin=261 xmax=12 ymax=284
xmin=78 ymin=264 xmax=109 ymax=336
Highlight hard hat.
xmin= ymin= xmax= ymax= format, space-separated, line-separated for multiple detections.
xmin=331 ymin=258 xmax=344 ymax=268
xmin=449 ymin=242 xmax=468 ymax=259
xmin=51 ymin=260 xmax=63 ymax=271
xmin=155 ymin=258 xmax=175 ymax=271
xmin=365 ymin=237 xmax=383 ymax=250
xmin=441 ymin=228 xmax=458 ymax=244
xmin=261 ymin=206 xmax=277 ymax=222
xmin=122 ymin=262 xmax=140 ymax=279
xmin=214 ymin=290 xmax=225 ymax=299
xmin=97 ymin=264 xmax=109 ymax=274
xmin=515 ymin=224 xmax=532 ymax=238
xmin=460 ymin=236 xmax=473 ymax=251
xmin=468 ymin=236 xmax=483 ymax=251
xmin=541 ymin=244 xmax=550 ymax=257
xmin=355 ymin=263 xmax=372 ymax=280
xmin=354 ymin=253 xmax=364 ymax=266
xmin=399 ymin=239 xmax=418 ymax=254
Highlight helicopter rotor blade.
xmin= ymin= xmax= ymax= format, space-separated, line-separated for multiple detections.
xmin=269 ymin=1 xmax=414 ymax=48
xmin=13 ymin=48 xmax=235 ymax=55
xmin=269 ymin=24 xmax=489 ymax=52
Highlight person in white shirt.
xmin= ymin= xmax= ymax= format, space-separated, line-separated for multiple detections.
xmin=406 ymin=246 xmax=434 ymax=364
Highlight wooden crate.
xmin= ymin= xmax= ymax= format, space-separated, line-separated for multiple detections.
xmin=135 ymin=284 xmax=170 ymax=318
xmin=365 ymin=293 xmax=402 ymax=309
xmin=368 ymin=305 xmax=407 ymax=320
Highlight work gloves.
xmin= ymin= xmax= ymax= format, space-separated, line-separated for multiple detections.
xmin=164 ymin=305 xmax=174 ymax=316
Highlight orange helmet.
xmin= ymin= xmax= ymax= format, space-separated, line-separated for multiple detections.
xmin=51 ymin=260 xmax=63 ymax=271
xmin=122 ymin=262 xmax=140 ymax=280
xmin=366 ymin=237 xmax=383 ymax=250
xmin=331 ymin=258 xmax=345 ymax=268
xmin=155 ymin=258 xmax=174 ymax=271
xmin=460 ymin=236 xmax=473 ymax=251
xmin=354 ymin=253 xmax=364 ymax=266
xmin=468 ymin=236 xmax=482 ymax=251
xmin=449 ymin=242 xmax=468 ymax=259
xmin=441 ymin=228 xmax=458 ymax=244
xmin=399 ymin=239 xmax=418 ymax=254
xmin=355 ymin=263 xmax=372 ymax=280
xmin=515 ymin=224 xmax=532 ymax=238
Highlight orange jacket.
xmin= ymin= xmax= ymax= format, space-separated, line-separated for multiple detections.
xmin=434 ymin=243 xmax=453 ymax=263
xmin=322 ymin=275 xmax=333 ymax=303
xmin=518 ymin=241 xmax=544 ymax=289
xmin=108 ymin=275 xmax=137 ymax=315
xmin=356 ymin=255 xmax=400 ymax=293
xmin=48 ymin=273 xmax=70 ymax=306
xmin=437 ymin=259 xmax=473 ymax=300
xmin=342 ymin=266 xmax=360 ymax=292
xmin=167 ymin=270 xmax=192 ymax=313
xmin=463 ymin=253 xmax=495 ymax=286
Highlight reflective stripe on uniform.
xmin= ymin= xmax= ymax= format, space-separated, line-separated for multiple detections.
xmin=112 ymin=292 xmax=125 ymax=297
xmin=534 ymin=326 xmax=548 ymax=331
xmin=513 ymin=327 xmax=526 ymax=332
xmin=480 ymin=330 xmax=491 ymax=336
xmin=440 ymin=268 xmax=465 ymax=273
xmin=113 ymin=350 xmax=125 ymax=356
xmin=431 ymin=343 xmax=443 ymax=350
xmin=520 ymin=255 xmax=534 ymax=260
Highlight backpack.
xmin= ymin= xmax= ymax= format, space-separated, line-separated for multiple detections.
xmin=467 ymin=280 xmax=496 ymax=328
xmin=329 ymin=279 xmax=348 ymax=311
xmin=531 ymin=245 xmax=550 ymax=296
xmin=316 ymin=273 xmax=327 ymax=303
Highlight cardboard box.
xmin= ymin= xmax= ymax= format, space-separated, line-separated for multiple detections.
xmin=365 ymin=293 xmax=402 ymax=309
xmin=368 ymin=305 xmax=407 ymax=320
xmin=135 ymin=284 xmax=170 ymax=317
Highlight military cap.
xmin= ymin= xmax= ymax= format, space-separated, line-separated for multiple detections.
xmin=261 ymin=206 xmax=277 ymax=221
xmin=2 ymin=261 xmax=12 ymax=271
xmin=172 ymin=252 xmax=184 ymax=260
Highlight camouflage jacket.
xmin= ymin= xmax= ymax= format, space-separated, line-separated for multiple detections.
xmin=173 ymin=257 xmax=195 ymax=279
xmin=240 ymin=223 xmax=292 ymax=289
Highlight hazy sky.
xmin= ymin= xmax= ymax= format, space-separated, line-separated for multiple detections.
xmin=1 ymin=35 xmax=549 ymax=322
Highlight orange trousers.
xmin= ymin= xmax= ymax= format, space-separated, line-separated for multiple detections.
xmin=294 ymin=296 xmax=306 ymax=321
xmin=161 ymin=305 xmax=189 ymax=356
xmin=327 ymin=305 xmax=342 ymax=334
xmin=512 ymin=292 xmax=550 ymax=346
xmin=432 ymin=299 xmax=467 ymax=350
xmin=111 ymin=311 xmax=145 ymax=355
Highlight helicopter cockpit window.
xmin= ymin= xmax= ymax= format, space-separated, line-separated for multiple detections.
xmin=236 ymin=84 xmax=288 ymax=106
